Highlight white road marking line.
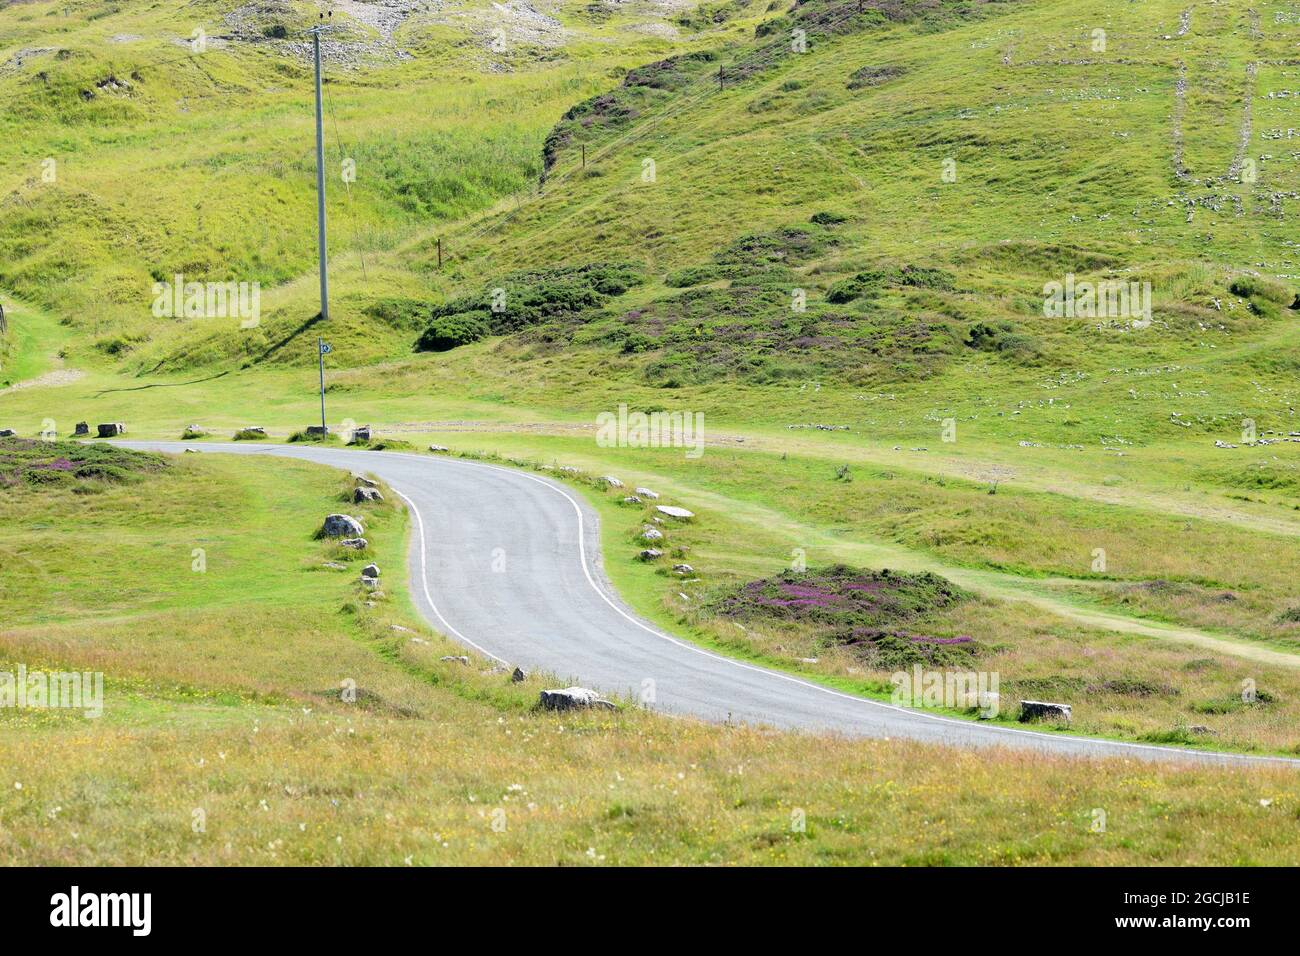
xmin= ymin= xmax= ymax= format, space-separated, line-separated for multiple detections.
xmin=392 ymin=486 xmax=510 ymax=667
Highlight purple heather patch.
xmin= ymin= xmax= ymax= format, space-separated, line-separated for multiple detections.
xmin=711 ymin=566 xmax=976 ymax=667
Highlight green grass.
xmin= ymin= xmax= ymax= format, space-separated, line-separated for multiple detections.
xmin=1 ymin=444 xmax=1299 ymax=865
xmin=0 ymin=0 xmax=728 ymax=368
xmin=0 ymin=294 xmax=73 ymax=387
xmin=4 ymin=0 xmax=1300 ymax=862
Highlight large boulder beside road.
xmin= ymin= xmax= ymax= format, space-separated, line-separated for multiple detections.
xmin=1018 ymin=700 xmax=1072 ymax=723
xmin=321 ymin=514 xmax=365 ymax=538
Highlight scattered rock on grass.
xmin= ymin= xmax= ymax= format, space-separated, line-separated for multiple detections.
xmin=429 ymin=445 xmax=449 ymax=453
xmin=440 ymin=655 xmax=469 ymax=665
xmin=322 ymin=514 xmax=365 ymax=537
xmin=635 ymin=487 xmax=660 ymax=499
xmin=353 ymin=486 xmax=384 ymax=504
xmin=638 ymin=548 xmax=663 ymax=561
xmin=539 ymin=687 xmax=615 ymax=711
xmin=672 ymin=564 xmax=694 ymax=575
xmin=361 ymin=563 xmax=380 ymax=579
xmin=511 ymin=667 xmax=526 ymax=683
xmin=1019 ymin=700 xmax=1072 ymax=723
xmin=655 ymin=505 xmax=694 ymax=519
xmin=339 ymin=537 xmax=368 ymax=550
xmin=97 ymin=423 xmax=126 ymax=438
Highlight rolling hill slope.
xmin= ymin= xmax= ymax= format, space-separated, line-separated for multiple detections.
xmin=4 ymin=0 xmax=1295 ymax=391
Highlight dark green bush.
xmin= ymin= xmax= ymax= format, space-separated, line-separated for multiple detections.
xmin=826 ymin=269 xmax=893 ymax=303
xmin=1229 ymin=275 xmax=1293 ymax=306
xmin=621 ymin=331 xmax=657 ymax=354
xmin=415 ymin=313 xmax=490 ymax=352
xmin=966 ymin=321 xmax=1039 ymax=359
xmin=810 ymin=210 xmax=848 ymax=225
xmin=828 ymin=265 xmax=957 ymax=303
xmin=23 ymin=468 xmax=75 ymax=487
xmin=415 ymin=262 xmax=643 ymax=351
xmin=73 ymin=463 xmax=130 ymax=482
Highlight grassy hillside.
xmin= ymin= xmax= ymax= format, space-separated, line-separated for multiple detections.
xmin=1 ymin=438 xmax=1298 ymax=866
xmin=0 ymin=0 xmax=735 ymax=361
xmin=6 ymin=0 xmax=1289 ymax=477
xmin=5 ymin=0 xmax=1292 ymax=385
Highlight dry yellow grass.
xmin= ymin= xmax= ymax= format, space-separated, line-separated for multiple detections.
xmin=3 ymin=679 xmax=1300 ymax=865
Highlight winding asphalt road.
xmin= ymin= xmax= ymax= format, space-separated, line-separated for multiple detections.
xmin=121 ymin=441 xmax=1299 ymax=769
